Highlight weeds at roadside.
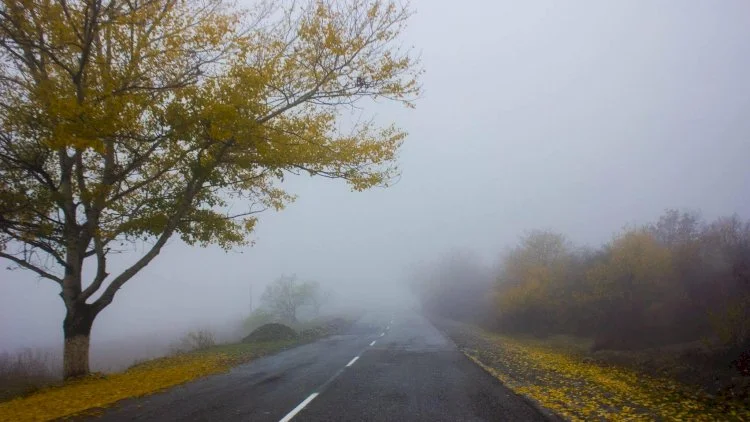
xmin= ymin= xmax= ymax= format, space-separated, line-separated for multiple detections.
xmin=0 ymin=349 xmax=61 ymax=403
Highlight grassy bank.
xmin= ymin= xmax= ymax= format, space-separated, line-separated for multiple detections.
xmin=0 ymin=340 xmax=296 ymax=422
xmin=439 ymin=321 xmax=750 ymax=421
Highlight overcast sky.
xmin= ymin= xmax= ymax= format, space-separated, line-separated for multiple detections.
xmin=2 ymin=0 xmax=750 ymax=353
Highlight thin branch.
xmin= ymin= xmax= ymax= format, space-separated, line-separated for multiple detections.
xmin=0 ymin=251 xmax=63 ymax=284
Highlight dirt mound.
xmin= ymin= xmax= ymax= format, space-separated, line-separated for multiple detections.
xmin=242 ymin=323 xmax=297 ymax=343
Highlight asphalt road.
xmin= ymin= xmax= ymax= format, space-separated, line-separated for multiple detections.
xmin=90 ymin=311 xmax=547 ymax=421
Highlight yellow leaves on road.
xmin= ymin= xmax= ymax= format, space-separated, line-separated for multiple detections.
xmin=0 ymin=341 xmax=293 ymax=422
xmin=462 ymin=327 xmax=749 ymax=421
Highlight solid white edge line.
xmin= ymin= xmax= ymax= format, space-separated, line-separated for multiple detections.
xmin=370 ymin=340 xmax=376 ymax=346
xmin=346 ymin=356 xmax=360 ymax=367
xmin=279 ymin=392 xmax=319 ymax=422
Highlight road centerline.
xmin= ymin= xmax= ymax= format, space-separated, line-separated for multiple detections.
xmin=346 ymin=356 xmax=360 ymax=367
xmin=276 ymin=339 xmax=375 ymax=421
xmin=278 ymin=393 xmax=319 ymax=422
xmin=370 ymin=340 xmax=376 ymax=346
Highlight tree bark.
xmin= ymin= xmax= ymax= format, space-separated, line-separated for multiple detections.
xmin=63 ymin=304 xmax=95 ymax=379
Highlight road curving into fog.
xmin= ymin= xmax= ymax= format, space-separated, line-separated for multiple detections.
xmin=89 ymin=310 xmax=546 ymax=421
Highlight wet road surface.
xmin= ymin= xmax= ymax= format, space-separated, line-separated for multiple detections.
xmin=90 ymin=310 xmax=546 ymax=421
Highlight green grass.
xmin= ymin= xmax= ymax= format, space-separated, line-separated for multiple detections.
xmin=172 ymin=339 xmax=298 ymax=364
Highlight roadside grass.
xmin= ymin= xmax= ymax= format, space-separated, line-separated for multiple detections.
xmin=0 ymin=340 xmax=296 ymax=422
xmin=0 ymin=349 xmax=61 ymax=403
xmin=445 ymin=323 xmax=750 ymax=421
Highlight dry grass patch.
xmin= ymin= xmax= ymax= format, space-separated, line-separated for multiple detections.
xmin=0 ymin=349 xmax=61 ymax=403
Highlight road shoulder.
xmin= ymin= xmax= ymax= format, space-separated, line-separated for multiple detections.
xmin=434 ymin=319 xmax=750 ymax=420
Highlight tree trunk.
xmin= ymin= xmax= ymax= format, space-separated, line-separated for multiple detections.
xmin=63 ymin=304 xmax=95 ymax=379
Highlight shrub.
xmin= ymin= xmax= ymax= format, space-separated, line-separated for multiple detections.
xmin=169 ymin=330 xmax=216 ymax=355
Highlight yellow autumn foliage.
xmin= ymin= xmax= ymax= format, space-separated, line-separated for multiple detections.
xmin=496 ymin=230 xmax=573 ymax=331
xmin=461 ymin=326 xmax=749 ymax=421
xmin=0 ymin=341 xmax=293 ymax=422
xmin=585 ymin=229 xmax=674 ymax=304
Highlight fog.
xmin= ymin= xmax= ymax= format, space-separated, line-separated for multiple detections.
xmin=2 ymin=0 xmax=750 ymax=369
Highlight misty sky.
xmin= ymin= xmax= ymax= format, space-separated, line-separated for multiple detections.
xmin=2 ymin=0 xmax=750 ymax=352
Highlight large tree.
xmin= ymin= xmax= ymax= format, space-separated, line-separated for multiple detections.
xmin=0 ymin=0 xmax=420 ymax=378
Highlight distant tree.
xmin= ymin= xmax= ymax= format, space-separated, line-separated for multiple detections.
xmin=0 ymin=0 xmax=420 ymax=378
xmin=500 ymin=230 xmax=571 ymax=286
xmin=307 ymin=282 xmax=334 ymax=317
xmin=260 ymin=275 xmax=319 ymax=324
xmin=410 ymin=249 xmax=493 ymax=323
xmin=496 ymin=230 xmax=573 ymax=334
xmin=645 ymin=209 xmax=709 ymax=341
xmin=650 ymin=209 xmax=703 ymax=248
xmin=584 ymin=228 xmax=674 ymax=349
xmin=701 ymin=215 xmax=750 ymax=347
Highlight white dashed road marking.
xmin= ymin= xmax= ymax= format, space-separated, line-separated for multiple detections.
xmin=346 ymin=356 xmax=360 ymax=367
xmin=279 ymin=393 xmax=319 ymax=422
xmin=278 ymin=327 xmax=386 ymax=421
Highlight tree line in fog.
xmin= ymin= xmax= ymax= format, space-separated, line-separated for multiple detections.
xmin=412 ymin=209 xmax=750 ymax=351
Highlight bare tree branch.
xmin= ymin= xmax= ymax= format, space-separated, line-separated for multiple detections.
xmin=0 ymin=251 xmax=63 ymax=284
